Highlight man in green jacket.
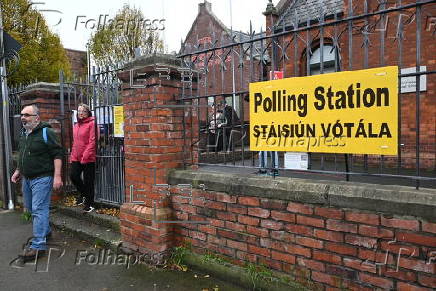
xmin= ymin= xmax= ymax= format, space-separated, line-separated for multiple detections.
xmin=11 ymin=104 xmax=63 ymax=262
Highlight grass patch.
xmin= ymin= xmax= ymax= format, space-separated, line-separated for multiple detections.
xmin=201 ymin=251 xmax=229 ymax=265
xmin=21 ymin=211 xmax=32 ymax=222
xmin=166 ymin=245 xmax=189 ymax=271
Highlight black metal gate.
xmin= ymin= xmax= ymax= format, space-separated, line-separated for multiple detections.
xmin=60 ymin=66 xmax=125 ymax=205
xmin=91 ymin=67 xmax=125 ymax=206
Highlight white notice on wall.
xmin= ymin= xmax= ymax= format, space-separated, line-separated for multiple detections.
xmin=401 ymin=66 xmax=426 ymax=93
xmin=284 ymin=152 xmax=308 ymax=170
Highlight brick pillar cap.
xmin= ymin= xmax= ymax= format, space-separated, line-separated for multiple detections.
xmin=118 ymin=52 xmax=196 ymax=82
xmin=123 ymin=53 xmax=182 ymax=71
xmin=19 ymin=82 xmax=70 ymax=99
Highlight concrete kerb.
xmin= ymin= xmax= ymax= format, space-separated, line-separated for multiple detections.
xmin=49 ymin=215 xmax=122 ymax=250
xmin=168 ymin=169 xmax=436 ymax=221
xmin=184 ymin=252 xmax=309 ymax=291
xmin=49 ymin=204 xmax=122 ymax=250
xmin=54 ymin=204 xmax=120 ymax=231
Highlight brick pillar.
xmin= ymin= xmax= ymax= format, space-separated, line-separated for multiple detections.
xmin=19 ymin=82 xmax=72 ymax=201
xmin=20 ymin=83 xmax=63 ymax=133
xmin=118 ymin=54 xmax=198 ymax=256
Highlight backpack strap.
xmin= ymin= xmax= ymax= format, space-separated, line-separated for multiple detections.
xmin=43 ymin=127 xmax=48 ymax=144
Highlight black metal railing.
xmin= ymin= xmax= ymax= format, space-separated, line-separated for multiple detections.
xmin=177 ymin=0 xmax=436 ymax=189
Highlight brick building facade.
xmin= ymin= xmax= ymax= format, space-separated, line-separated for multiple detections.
xmin=65 ymin=48 xmax=87 ymax=80
xmin=181 ymin=0 xmax=435 ymax=169
xmin=181 ymin=1 xmax=266 ymax=124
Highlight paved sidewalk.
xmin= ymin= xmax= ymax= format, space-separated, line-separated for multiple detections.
xmin=0 ymin=210 xmax=243 ymax=291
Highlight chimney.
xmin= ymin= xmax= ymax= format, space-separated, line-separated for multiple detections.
xmin=199 ymin=0 xmax=212 ymax=13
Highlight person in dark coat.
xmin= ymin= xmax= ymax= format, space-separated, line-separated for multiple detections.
xmin=11 ymin=105 xmax=64 ymax=261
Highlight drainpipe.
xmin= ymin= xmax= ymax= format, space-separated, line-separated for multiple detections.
xmin=0 ymin=4 xmax=14 ymax=209
xmin=0 ymin=68 xmax=14 ymax=209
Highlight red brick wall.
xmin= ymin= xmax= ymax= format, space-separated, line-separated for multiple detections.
xmin=170 ymin=186 xmax=436 ymax=290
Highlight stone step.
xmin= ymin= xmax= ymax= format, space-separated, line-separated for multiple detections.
xmin=50 ymin=209 xmax=122 ymax=249
xmin=54 ymin=205 xmax=120 ymax=231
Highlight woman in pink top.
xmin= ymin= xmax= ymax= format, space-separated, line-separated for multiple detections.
xmin=70 ymin=104 xmax=96 ymax=212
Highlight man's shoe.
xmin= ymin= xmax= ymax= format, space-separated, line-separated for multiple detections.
xmin=83 ymin=206 xmax=95 ymax=213
xmin=257 ymin=169 xmax=268 ymax=176
xmin=19 ymin=248 xmax=45 ymax=263
xmin=75 ymin=197 xmax=85 ymax=206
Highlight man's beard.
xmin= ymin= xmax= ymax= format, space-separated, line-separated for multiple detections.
xmin=22 ymin=119 xmax=39 ymax=132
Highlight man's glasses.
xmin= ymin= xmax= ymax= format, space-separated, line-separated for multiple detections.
xmin=20 ymin=113 xmax=37 ymax=117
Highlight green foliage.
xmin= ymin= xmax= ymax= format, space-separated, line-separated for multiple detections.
xmin=201 ymin=251 xmax=228 ymax=265
xmin=21 ymin=210 xmax=31 ymax=222
xmin=1 ymin=0 xmax=71 ymax=85
xmin=167 ymin=246 xmax=189 ymax=271
xmin=245 ymin=263 xmax=276 ymax=290
xmin=244 ymin=263 xmax=307 ymax=291
xmin=88 ymin=4 xmax=164 ymax=66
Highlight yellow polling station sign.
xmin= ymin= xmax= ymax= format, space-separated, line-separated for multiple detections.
xmin=249 ymin=66 xmax=398 ymax=155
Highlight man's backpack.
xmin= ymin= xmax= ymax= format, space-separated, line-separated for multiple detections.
xmin=43 ymin=127 xmax=48 ymax=144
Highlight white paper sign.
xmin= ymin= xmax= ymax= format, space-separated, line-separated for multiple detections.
xmin=95 ymin=106 xmax=113 ymax=124
xmin=284 ymin=152 xmax=308 ymax=170
xmin=401 ymin=66 xmax=426 ymax=93
xmin=72 ymin=110 xmax=77 ymax=124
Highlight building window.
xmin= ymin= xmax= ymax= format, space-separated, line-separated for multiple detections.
xmin=309 ymin=44 xmax=338 ymax=75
